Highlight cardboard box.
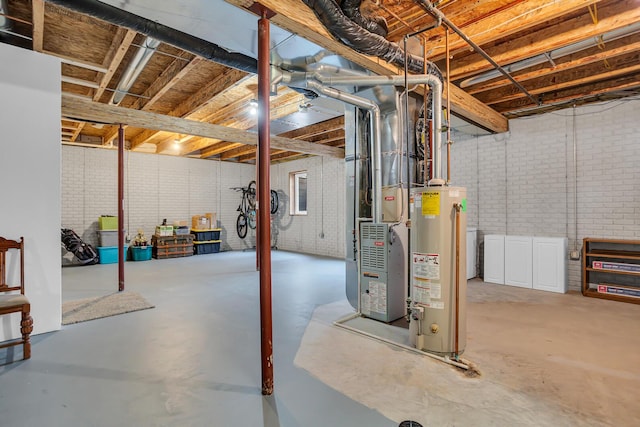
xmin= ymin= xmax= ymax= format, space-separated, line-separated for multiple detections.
xmin=192 ymin=213 xmax=216 ymax=230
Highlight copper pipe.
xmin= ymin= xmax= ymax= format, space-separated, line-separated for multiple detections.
xmin=117 ymin=124 xmax=125 ymax=292
xmin=446 ymin=27 xmax=451 ymax=184
xmin=257 ymin=9 xmax=274 ymax=396
xmin=454 ymin=202 xmax=461 ymax=357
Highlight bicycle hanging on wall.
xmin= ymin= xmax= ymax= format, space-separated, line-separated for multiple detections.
xmin=232 ymin=181 xmax=278 ymax=239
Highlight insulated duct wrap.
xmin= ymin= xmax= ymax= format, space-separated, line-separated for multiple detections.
xmin=340 ymin=0 xmax=388 ymax=38
xmin=302 ymin=0 xmax=441 ymax=78
xmin=45 ymin=0 xmax=258 ymax=74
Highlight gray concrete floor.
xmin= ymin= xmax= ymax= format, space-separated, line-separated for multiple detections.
xmin=1 ymin=251 xmax=639 ymax=426
xmin=0 ymin=251 xmax=395 ymax=427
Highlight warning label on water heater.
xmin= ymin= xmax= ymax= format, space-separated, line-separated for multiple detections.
xmin=422 ymin=192 xmax=440 ymax=216
xmin=412 ymin=252 xmax=440 ymax=280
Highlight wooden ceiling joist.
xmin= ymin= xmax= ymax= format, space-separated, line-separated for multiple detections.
xmin=467 ymin=36 xmax=640 ymax=95
xmin=484 ymin=55 xmax=640 ymax=106
xmin=93 ymin=28 xmax=137 ymax=102
xmin=449 ymin=0 xmax=640 ymax=80
xmin=61 ymin=95 xmax=345 ymax=158
xmin=31 ymin=0 xmax=44 ymax=52
xmin=130 ymin=68 xmax=247 ymax=149
xmin=225 ymin=0 xmax=508 ymax=133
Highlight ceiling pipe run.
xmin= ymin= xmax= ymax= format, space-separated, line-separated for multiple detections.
xmin=415 ymin=0 xmax=539 ymax=106
xmin=110 ymin=36 xmax=160 ymax=105
xmin=45 ymin=0 xmax=258 ymax=74
xmin=301 ymin=0 xmax=440 ymax=76
xmin=459 ymin=22 xmax=640 ymax=88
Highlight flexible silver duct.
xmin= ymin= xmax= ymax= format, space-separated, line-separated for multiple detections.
xmin=460 ymin=22 xmax=640 ymax=88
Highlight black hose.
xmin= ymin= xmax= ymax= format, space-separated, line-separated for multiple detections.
xmin=302 ymin=0 xmax=442 ymax=79
xmin=340 ymin=0 xmax=388 ymax=38
xmin=45 ymin=0 xmax=258 ymax=74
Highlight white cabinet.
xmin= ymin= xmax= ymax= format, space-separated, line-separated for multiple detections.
xmin=532 ymin=237 xmax=568 ymax=293
xmin=467 ymin=228 xmax=477 ymax=279
xmin=484 ymin=235 xmax=505 ymax=284
xmin=505 ymin=236 xmax=533 ymax=288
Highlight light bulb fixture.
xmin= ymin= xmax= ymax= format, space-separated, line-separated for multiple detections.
xmin=248 ymin=99 xmax=258 ymax=115
xmin=173 ymin=134 xmax=182 ymax=148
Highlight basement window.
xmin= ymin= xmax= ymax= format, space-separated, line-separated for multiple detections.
xmin=290 ymin=171 xmax=308 ymax=215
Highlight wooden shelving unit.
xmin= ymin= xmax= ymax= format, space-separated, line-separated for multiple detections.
xmin=582 ymin=238 xmax=640 ymax=304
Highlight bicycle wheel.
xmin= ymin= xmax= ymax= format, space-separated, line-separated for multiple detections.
xmin=270 ymin=189 xmax=278 ymax=214
xmin=248 ymin=210 xmax=257 ymax=229
xmin=236 ymin=213 xmax=248 ymax=239
xmin=247 ymin=180 xmax=257 ymax=209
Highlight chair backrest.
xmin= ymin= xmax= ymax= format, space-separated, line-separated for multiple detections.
xmin=0 ymin=237 xmax=24 ymax=294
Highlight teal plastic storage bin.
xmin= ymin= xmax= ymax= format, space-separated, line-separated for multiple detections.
xmin=97 ymin=246 xmax=128 ymax=264
xmin=130 ymin=246 xmax=152 ymax=261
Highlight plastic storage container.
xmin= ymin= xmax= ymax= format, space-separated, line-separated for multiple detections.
xmin=192 ymin=229 xmax=221 ymax=241
xmin=193 ymin=240 xmax=221 ymax=255
xmin=97 ymin=245 xmax=128 ymax=264
xmin=98 ymin=230 xmax=125 ymax=247
xmin=130 ymin=246 xmax=152 ymax=261
xmin=99 ymin=216 xmax=118 ymax=230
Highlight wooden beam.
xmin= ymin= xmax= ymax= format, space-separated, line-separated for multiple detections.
xmin=201 ymin=142 xmax=245 ymax=158
xmin=425 ymin=0 xmax=601 ymax=61
xmin=483 ymin=56 xmax=640 ymax=105
xmin=496 ymin=75 xmax=640 ymax=114
xmin=46 ymin=52 xmax=108 ymax=73
xmin=32 ymin=0 xmax=45 ymax=52
xmin=61 ymin=95 xmax=344 ymax=158
xmin=219 ymin=145 xmax=259 ymax=160
xmin=450 ymin=0 xmax=640 ymax=80
xmin=61 ymin=75 xmax=100 ymax=89
xmin=130 ymin=52 xmax=202 ymax=111
xmin=467 ymin=36 xmax=640 ymax=95
xmin=278 ymin=116 xmax=344 ymax=139
xmin=130 ymin=67 xmax=247 ymax=148
xmin=93 ymin=28 xmax=137 ymax=102
xmin=225 ymin=0 xmax=507 ymax=133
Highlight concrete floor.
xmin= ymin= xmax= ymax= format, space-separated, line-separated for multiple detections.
xmin=0 ymin=251 xmax=638 ymax=426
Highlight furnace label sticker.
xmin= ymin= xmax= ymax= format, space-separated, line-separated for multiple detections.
xmin=369 ymin=281 xmax=387 ymax=314
xmin=412 ymin=252 xmax=440 ymax=280
xmin=422 ymin=192 xmax=440 ymax=216
xmin=361 ymin=292 xmax=371 ymax=316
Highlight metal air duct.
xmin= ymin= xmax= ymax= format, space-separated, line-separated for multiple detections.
xmin=110 ymin=36 xmax=160 ymax=105
xmin=45 ymin=0 xmax=258 ymax=74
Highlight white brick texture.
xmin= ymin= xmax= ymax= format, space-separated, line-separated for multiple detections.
xmin=450 ymin=98 xmax=640 ymax=290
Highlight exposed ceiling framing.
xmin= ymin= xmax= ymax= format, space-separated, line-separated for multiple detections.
xmin=1 ymin=0 xmax=638 ymax=164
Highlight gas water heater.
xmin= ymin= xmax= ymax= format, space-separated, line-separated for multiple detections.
xmin=409 ymin=186 xmax=467 ymax=356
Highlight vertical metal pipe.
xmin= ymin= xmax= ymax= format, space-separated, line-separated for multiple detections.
xmin=446 ymin=27 xmax=451 ymax=184
xmin=117 ymin=124 xmax=125 ymax=292
xmin=454 ymin=203 xmax=461 ymax=357
xmin=257 ymin=11 xmax=274 ymax=396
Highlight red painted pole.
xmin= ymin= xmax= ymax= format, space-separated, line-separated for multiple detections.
xmin=257 ymin=10 xmax=274 ymax=395
xmin=118 ymin=124 xmax=125 ymax=292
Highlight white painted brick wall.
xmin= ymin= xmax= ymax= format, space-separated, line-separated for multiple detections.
xmin=450 ymin=98 xmax=640 ymax=290
xmin=61 ymin=146 xmax=254 ymax=260
xmin=271 ymin=156 xmax=346 ymax=258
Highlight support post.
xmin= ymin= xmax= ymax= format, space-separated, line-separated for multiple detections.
xmin=257 ymin=8 xmax=274 ymax=395
xmin=117 ymin=124 xmax=125 ymax=292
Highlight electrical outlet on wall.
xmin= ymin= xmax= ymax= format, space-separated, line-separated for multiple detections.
xmin=569 ymin=250 xmax=581 ymax=260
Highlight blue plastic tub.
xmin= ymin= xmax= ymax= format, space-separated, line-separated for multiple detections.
xmin=97 ymin=246 xmax=128 ymax=264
